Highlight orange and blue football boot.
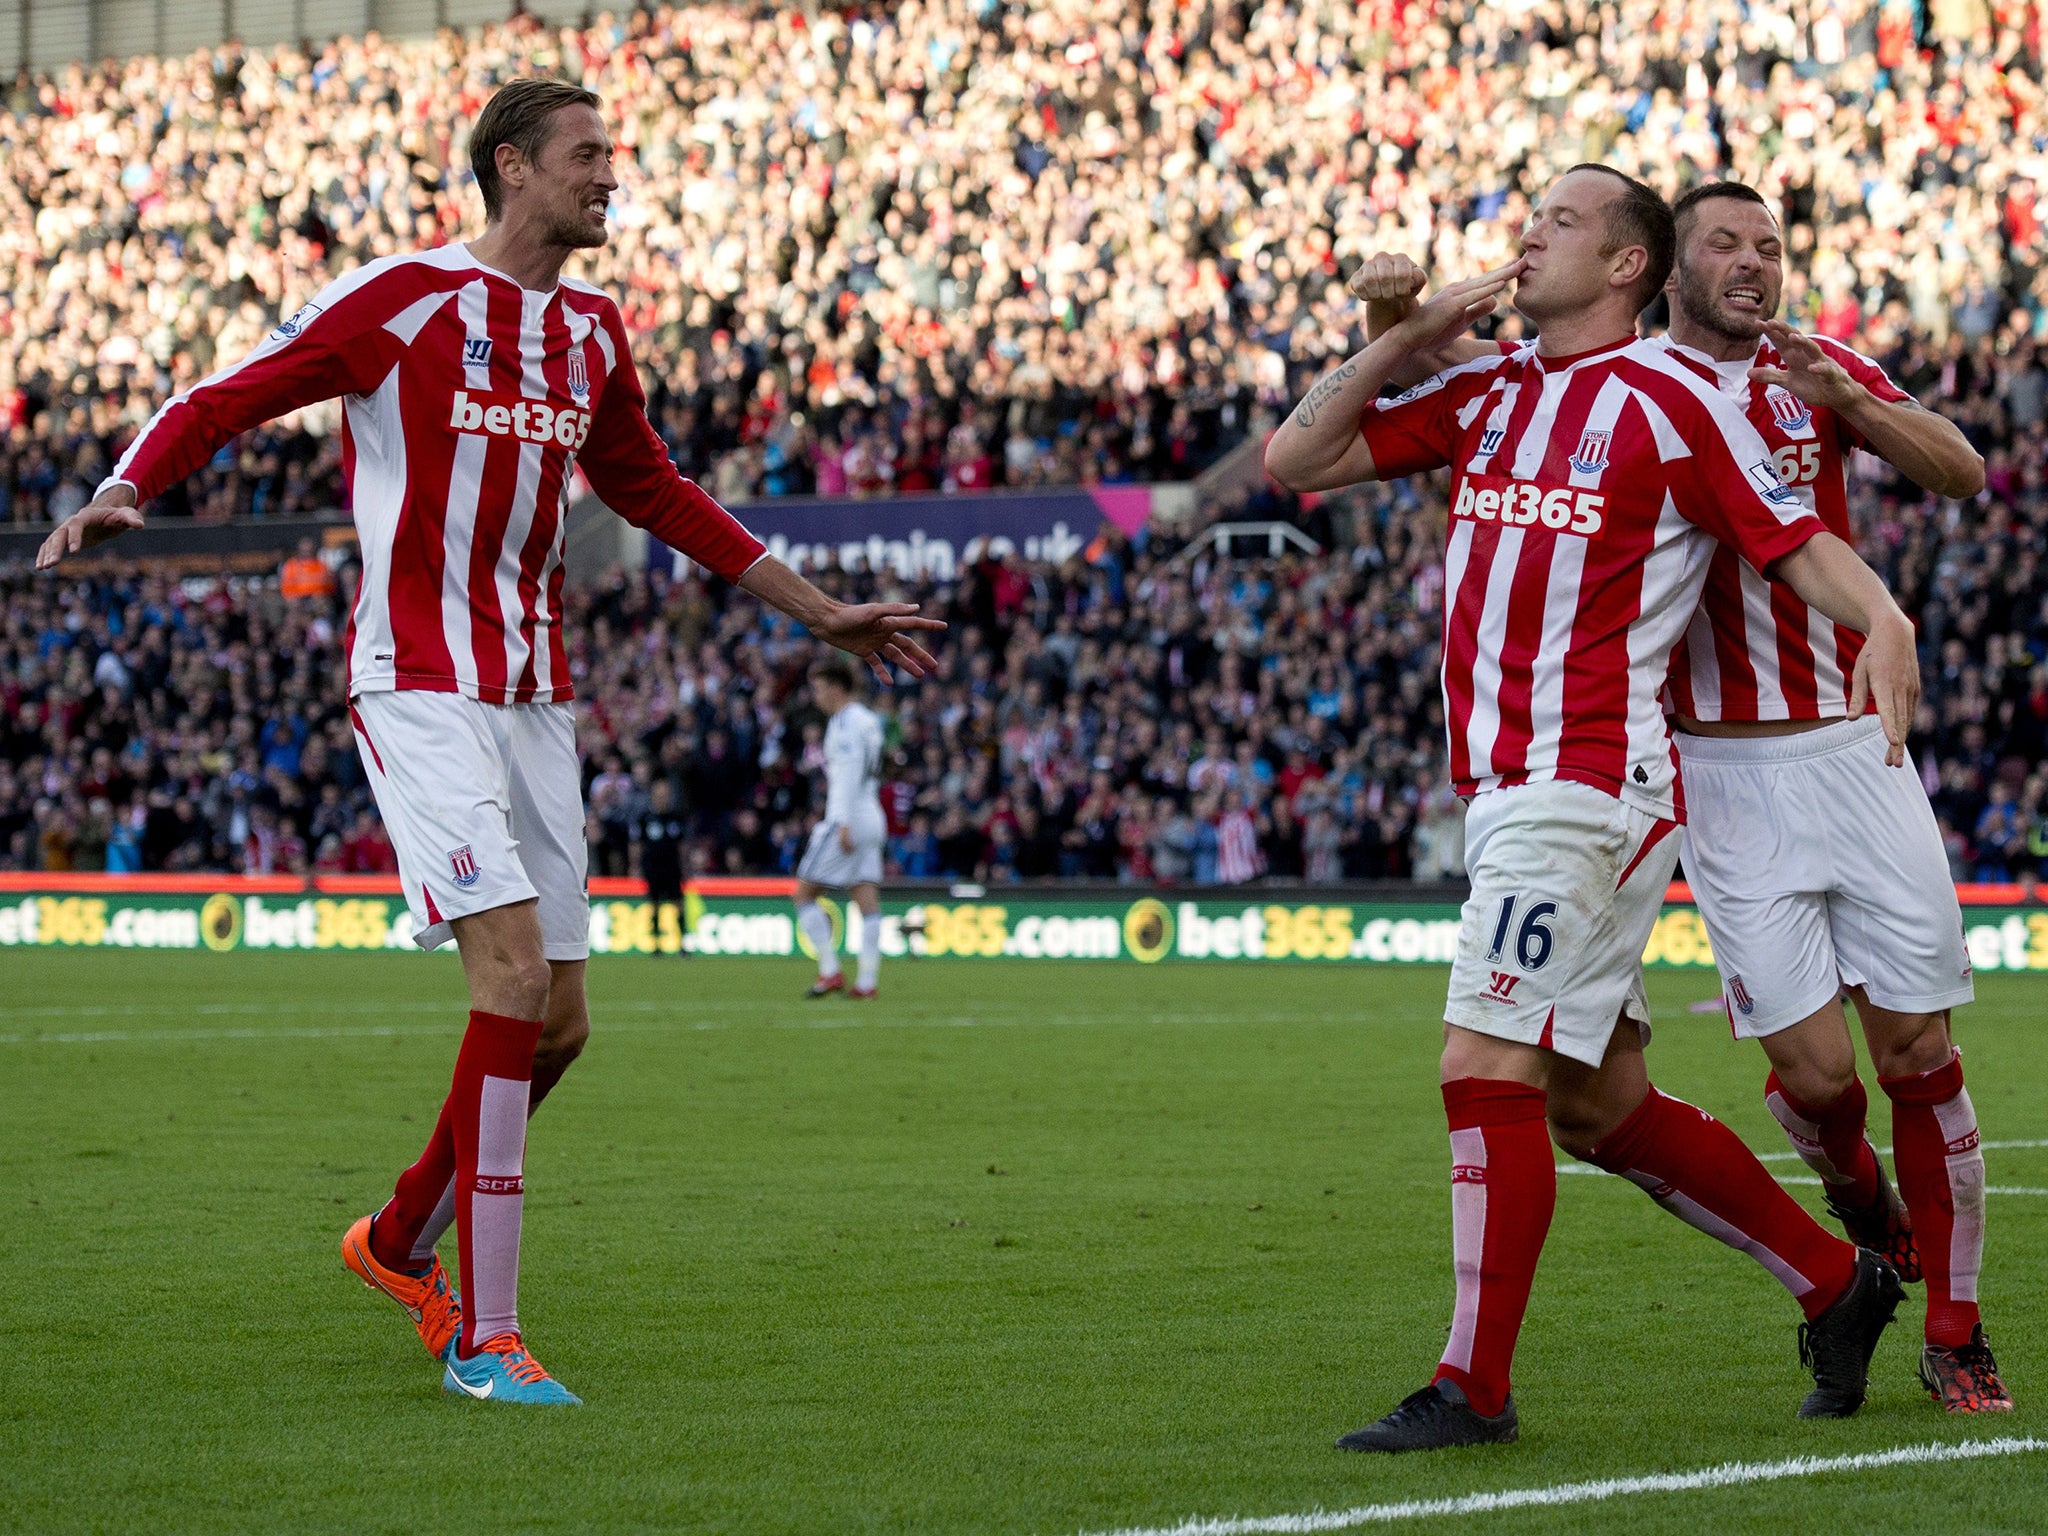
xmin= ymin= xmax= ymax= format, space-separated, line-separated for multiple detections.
xmin=442 ymin=1333 xmax=582 ymax=1405
xmin=341 ymin=1213 xmax=462 ymax=1359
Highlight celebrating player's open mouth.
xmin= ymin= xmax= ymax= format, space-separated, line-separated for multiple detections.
xmin=1267 ymin=163 xmax=1950 ymax=1452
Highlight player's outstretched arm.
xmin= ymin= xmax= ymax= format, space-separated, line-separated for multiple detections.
xmin=35 ymin=482 xmax=145 ymax=569
xmin=35 ymin=273 xmax=404 ymax=572
xmin=1752 ymin=319 xmax=1983 ymax=498
xmin=738 ymin=557 xmax=946 ymax=684
xmin=1352 ymin=252 xmax=1502 ymax=387
xmin=1771 ymin=531 xmax=1920 ymax=765
xmin=1266 ymin=259 xmax=1522 ymax=493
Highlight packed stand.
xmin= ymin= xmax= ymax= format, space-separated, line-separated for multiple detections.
xmin=2 ymin=0 xmax=2045 ymax=521
xmin=6 ymin=431 xmax=2048 ymax=888
xmin=5 ymin=0 xmax=2048 ymax=883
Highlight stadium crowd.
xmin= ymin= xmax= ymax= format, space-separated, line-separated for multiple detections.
xmin=2 ymin=0 xmax=2044 ymax=521
xmin=8 ymin=442 xmax=2048 ymax=888
xmin=3 ymin=0 xmax=2048 ymax=885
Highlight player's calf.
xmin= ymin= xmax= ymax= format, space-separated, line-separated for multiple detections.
xmin=1880 ymin=1050 xmax=1989 ymax=1352
xmin=1764 ymin=1071 xmax=1921 ymax=1282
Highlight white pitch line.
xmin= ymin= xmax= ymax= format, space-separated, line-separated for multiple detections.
xmin=1758 ymin=1139 xmax=2048 ymax=1161
xmin=1069 ymin=1437 xmax=2047 ymax=1536
xmin=0 ymin=1006 xmax=1363 ymax=1046
xmin=1554 ymin=1164 xmax=2048 ymax=1195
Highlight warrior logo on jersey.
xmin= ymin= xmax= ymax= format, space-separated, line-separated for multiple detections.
xmin=567 ymin=346 xmax=589 ymax=402
xmin=462 ymin=336 xmax=494 ymax=370
xmin=1568 ymin=427 xmax=1612 ymax=475
xmin=1766 ymin=386 xmax=1812 ymax=432
xmin=1727 ymin=975 xmax=1755 ymax=1016
xmin=449 ymin=845 xmax=481 ymax=888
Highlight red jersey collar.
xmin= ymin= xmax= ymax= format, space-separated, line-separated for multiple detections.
xmin=1531 ymin=333 xmax=1637 ymax=370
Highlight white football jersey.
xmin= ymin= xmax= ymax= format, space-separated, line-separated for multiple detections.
xmin=821 ymin=702 xmax=886 ymax=837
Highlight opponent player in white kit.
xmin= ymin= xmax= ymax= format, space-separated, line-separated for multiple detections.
xmin=1656 ymin=182 xmax=2008 ymax=1412
xmin=1269 ymin=166 xmax=1921 ymax=1452
xmin=35 ymin=79 xmax=942 ymax=1404
xmin=794 ymin=655 xmax=889 ymax=1000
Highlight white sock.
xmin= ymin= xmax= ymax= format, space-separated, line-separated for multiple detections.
xmin=856 ymin=908 xmax=881 ymax=992
xmin=798 ymin=902 xmax=840 ymax=978
xmin=413 ymin=1176 xmax=458 ymax=1265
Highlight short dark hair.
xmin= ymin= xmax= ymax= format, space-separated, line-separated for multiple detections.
xmin=1565 ymin=163 xmax=1676 ymax=314
xmin=810 ymin=654 xmax=857 ymax=693
xmin=1671 ymin=181 xmax=1775 ymax=244
xmin=468 ymin=78 xmax=602 ymax=221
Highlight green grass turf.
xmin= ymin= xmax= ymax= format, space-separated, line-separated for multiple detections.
xmin=2 ymin=953 xmax=2043 ymax=1535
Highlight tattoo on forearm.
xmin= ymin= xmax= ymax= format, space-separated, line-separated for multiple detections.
xmin=1294 ymin=360 xmax=1359 ymax=428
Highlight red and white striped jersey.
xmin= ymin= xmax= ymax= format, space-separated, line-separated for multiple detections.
xmin=105 ymin=245 xmax=767 ymax=705
xmin=1359 ymin=334 xmax=1823 ymax=820
xmin=1654 ymin=333 xmax=1911 ymax=722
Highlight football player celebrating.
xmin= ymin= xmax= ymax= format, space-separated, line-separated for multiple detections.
xmin=794 ymin=654 xmax=890 ymax=1000
xmin=37 ymin=78 xmax=942 ymax=1404
xmin=1268 ymin=166 xmax=1918 ymax=1451
xmin=1654 ymin=182 xmax=2006 ymax=1413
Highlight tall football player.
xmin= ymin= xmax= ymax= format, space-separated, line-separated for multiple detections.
xmin=793 ymin=654 xmax=890 ymax=999
xmin=36 ymin=78 xmax=942 ymax=1404
xmin=1268 ymin=166 xmax=1920 ymax=1451
xmin=1656 ymin=182 xmax=2007 ymax=1412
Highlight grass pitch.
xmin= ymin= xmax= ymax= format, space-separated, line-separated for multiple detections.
xmin=3 ymin=952 xmax=2043 ymax=1534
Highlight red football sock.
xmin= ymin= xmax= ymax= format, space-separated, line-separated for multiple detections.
xmin=1764 ymin=1071 xmax=1880 ymax=1207
xmin=1585 ymin=1087 xmax=1856 ymax=1321
xmin=449 ymin=1009 xmax=545 ymax=1358
xmin=370 ymin=1099 xmax=456 ymax=1271
xmin=1880 ymin=1052 xmax=1984 ymax=1347
xmin=373 ymin=1029 xmax=574 ymax=1273
xmin=1432 ymin=1078 xmax=1554 ymax=1419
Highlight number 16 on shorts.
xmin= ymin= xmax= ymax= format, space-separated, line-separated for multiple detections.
xmin=1486 ymin=895 xmax=1557 ymax=973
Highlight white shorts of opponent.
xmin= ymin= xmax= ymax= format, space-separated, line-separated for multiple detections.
xmin=1444 ymin=780 xmax=1682 ymax=1068
xmin=1677 ymin=713 xmax=1974 ymax=1039
xmin=796 ymin=813 xmax=886 ymax=889
xmin=348 ymin=690 xmax=590 ymax=961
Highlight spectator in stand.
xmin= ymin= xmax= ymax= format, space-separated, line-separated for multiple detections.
xmin=1214 ymin=789 xmax=1262 ymax=885
xmin=278 ymin=538 xmax=336 ymax=604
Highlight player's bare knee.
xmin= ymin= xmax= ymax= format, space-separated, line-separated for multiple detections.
xmin=539 ymin=1010 xmax=589 ymax=1064
xmin=1544 ymin=1096 xmax=1610 ymax=1161
xmin=1774 ymin=1051 xmax=1856 ymax=1107
xmin=486 ymin=953 xmax=553 ymax=1019
xmin=1867 ymin=1009 xmax=1954 ymax=1078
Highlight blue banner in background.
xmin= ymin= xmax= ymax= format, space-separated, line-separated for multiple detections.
xmin=647 ymin=487 xmax=1150 ymax=580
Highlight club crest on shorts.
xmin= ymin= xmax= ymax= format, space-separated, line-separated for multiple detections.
xmin=1727 ymin=975 xmax=1755 ymax=1016
xmin=1766 ymin=385 xmax=1812 ymax=432
xmin=1568 ymin=427 xmax=1611 ymax=475
xmin=449 ymin=845 xmax=481 ymax=888
xmin=567 ymin=346 xmax=589 ymax=402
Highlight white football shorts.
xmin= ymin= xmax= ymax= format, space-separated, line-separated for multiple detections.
xmin=348 ymin=689 xmax=589 ymax=960
xmin=1676 ymin=714 xmax=1974 ymax=1038
xmin=796 ymin=811 xmax=886 ymax=889
xmin=1444 ymin=779 xmax=1681 ymax=1068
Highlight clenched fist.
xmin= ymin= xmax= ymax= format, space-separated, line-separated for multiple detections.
xmin=1347 ymin=252 xmax=1431 ymax=308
